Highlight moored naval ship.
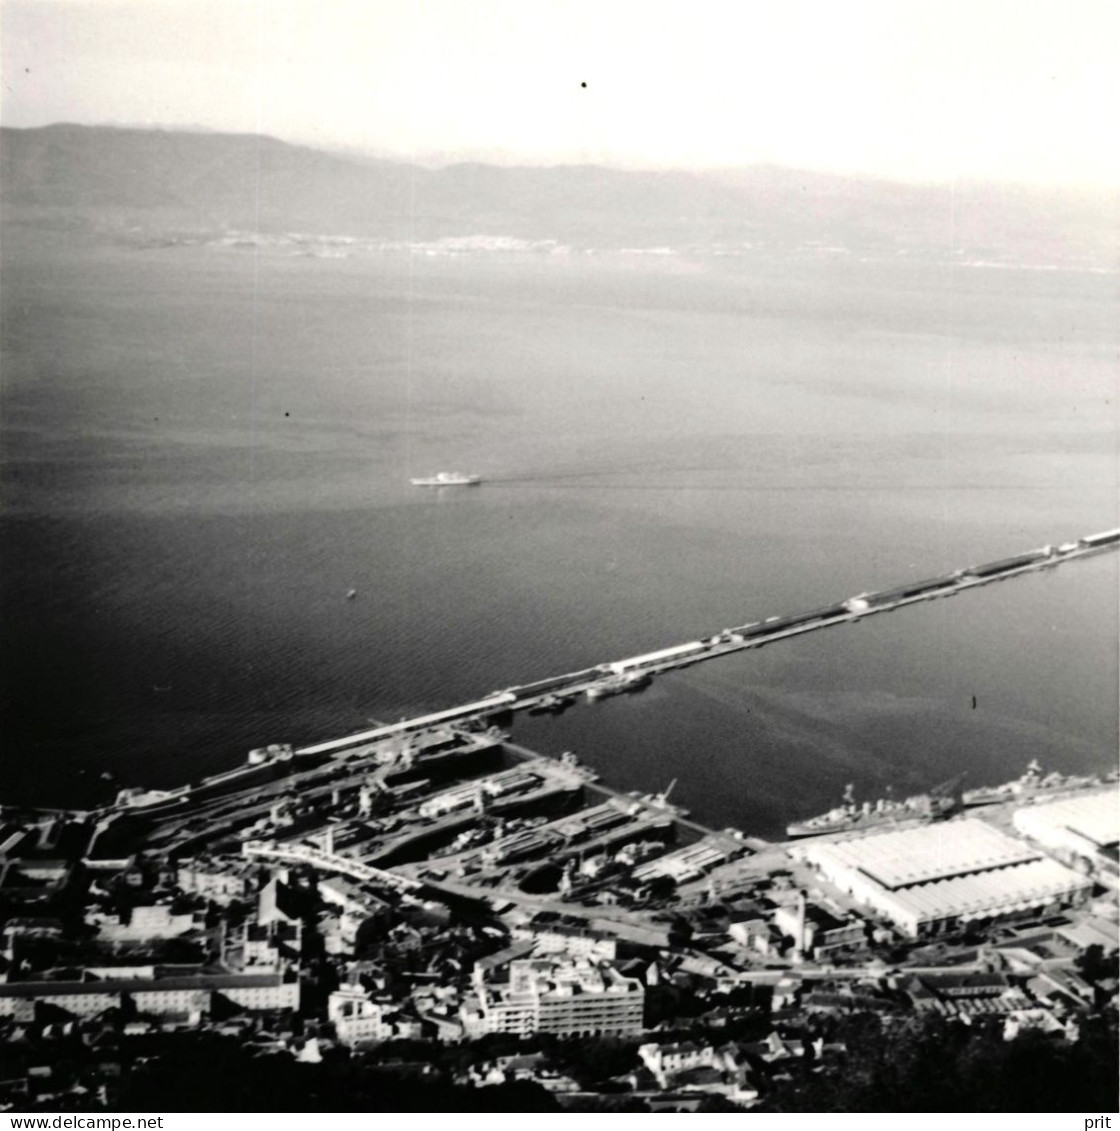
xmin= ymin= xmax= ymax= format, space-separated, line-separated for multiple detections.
xmin=409 ymin=471 xmax=481 ymax=487
xmin=962 ymin=759 xmax=1102 ymax=808
xmin=786 ymin=781 xmax=956 ymax=839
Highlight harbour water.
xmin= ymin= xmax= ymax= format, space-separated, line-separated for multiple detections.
xmin=2 ymin=229 xmax=1116 ymax=832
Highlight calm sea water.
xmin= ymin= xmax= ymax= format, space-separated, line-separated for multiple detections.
xmin=2 ymin=229 xmax=1116 ymax=835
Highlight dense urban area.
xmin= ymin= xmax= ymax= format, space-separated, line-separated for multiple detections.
xmin=2 ymin=633 xmax=1118 ymax=1113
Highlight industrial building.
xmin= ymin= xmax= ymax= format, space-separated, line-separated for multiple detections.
xmin=773 ymin=894 xmax=866 ymax=959
xmin=632 ymin=836 xmax=734 ymax=884
xmin=417 ymin=769 xmax=540 ymax=818
xmin=799 ymin=819 xmax=1093 ymax=937
xmin=554 ymin=801 xmax=631 ymax=841
xmin=1013 ymin=788 xmax=1119 ymax=880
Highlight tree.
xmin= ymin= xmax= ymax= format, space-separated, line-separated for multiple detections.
xmin=762 ymin=1011 xmax=1120 ymax=1113
xmin=1075 ymin=943 xmax=1118 ymax=984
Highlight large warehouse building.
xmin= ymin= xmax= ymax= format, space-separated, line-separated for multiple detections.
xmin=798 ymin=818 xmax=1093 ymax=937
xmin=1013 ymin=788 xmax=1119 ymax=884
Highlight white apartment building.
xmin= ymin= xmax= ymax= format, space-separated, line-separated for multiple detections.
xmin=464 ymin=957 xmax=644 ymax=1037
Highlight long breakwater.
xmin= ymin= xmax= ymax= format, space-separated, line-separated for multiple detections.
xmin=292 ymin=527 xmax=1119 ymax=760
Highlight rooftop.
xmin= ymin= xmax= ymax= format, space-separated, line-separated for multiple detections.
xmin=1014 ymin=788 xmax=1120 ymax=850
xmin=876 ymin=857 xmax=1090 ymax=923
xmin=806 ymin=819 xmax=1041 ymax=889
xmin=0 ymin=972 xmax=291 ymax=998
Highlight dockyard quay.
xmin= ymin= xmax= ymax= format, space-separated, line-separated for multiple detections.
xmin=1 ymin=530 xmax=1117 ymax=1111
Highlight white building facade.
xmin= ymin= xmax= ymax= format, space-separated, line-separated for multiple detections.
xmin=465 ymin=958 xmax=644 ymax=1037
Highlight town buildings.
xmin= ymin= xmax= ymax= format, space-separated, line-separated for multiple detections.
xmin=463 ymin=956 xmax=645 ymax=1037
xmin=0 ymin=733 xmax=1116 ymax=1110
xmin=328 ymin=983 xmax=423 ymax=1046
xmin=0 ymin=972 xmax=299 ymax=1021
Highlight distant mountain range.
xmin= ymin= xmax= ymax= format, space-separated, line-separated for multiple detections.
xmin=2 ymin=123 xmax=1115 ymax=264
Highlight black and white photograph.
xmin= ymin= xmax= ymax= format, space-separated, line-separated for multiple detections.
xmin=1 ymin=0 xmax=1117 ymax=1117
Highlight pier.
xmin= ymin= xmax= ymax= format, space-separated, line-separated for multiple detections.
xmin=290 ymin=527 xmax=1120 ymax=760
xmin=92 ymin=526 xmax=1117 ymax=837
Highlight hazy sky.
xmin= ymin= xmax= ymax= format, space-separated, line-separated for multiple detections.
xmin=2 ymin=0 xmax=1118 ymax=185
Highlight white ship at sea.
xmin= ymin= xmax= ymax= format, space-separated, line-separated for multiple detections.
xmin=409 ymin=471 xmax=481 ymax=487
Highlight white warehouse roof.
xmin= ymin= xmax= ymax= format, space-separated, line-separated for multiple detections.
xmin=875 ymin=857 xmax=1091 ymax=926
xmin=1013 ymin=788 xmax=1119 ymax=851
xmin=609 ymin=641 xmax=704 ymax=672
xmin=805 ymin=819 xmax=1041 ymax=890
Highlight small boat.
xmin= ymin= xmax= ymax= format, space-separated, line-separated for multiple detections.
xmin=529 ymin=694 xmax=572 ymax=715
xmin=346 ymin=589 xmax=358 ymax=600
xmin=409 ymin=472 xmax=481 ymax=487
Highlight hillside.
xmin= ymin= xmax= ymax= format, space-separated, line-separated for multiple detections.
xmin=2 ymin=123 xmax=1115 ymax=264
